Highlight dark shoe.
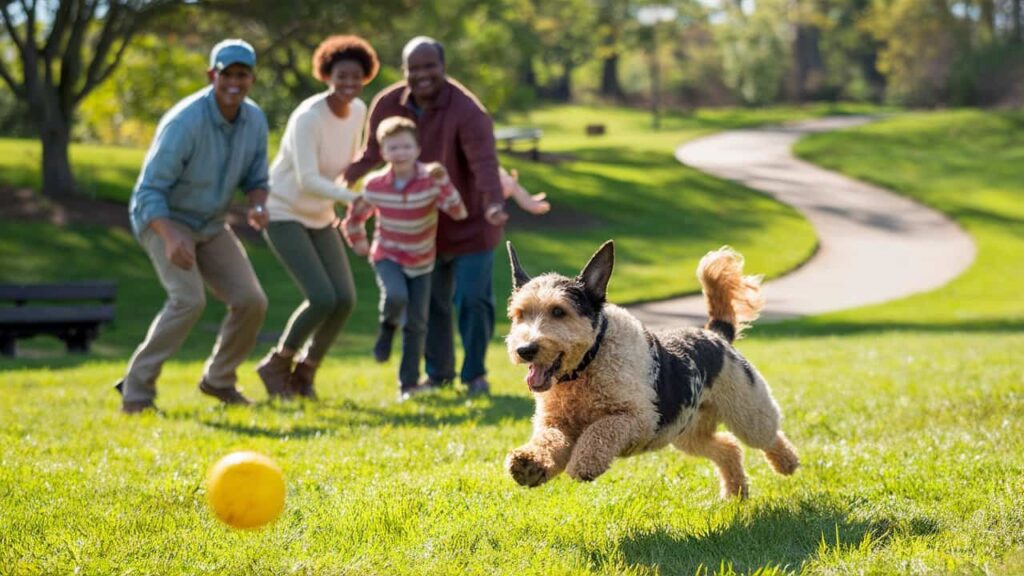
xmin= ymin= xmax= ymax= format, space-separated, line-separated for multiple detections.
xmin=115 ymin=379 xmax=159 ymax=414
xmin=373 ymin=323 xmax=397 ymax=363
xmin=198 ymin=379 xmax=253 ymax=405
xmin=121 ymin=400 xmax=157 ymax=414
xmin=466 ymin=376 xmax=491 ymax=397
xmin=398 ymin=380 xmax=438 ymax=402
xmin=256 ymin=350 xmax=294 ymax=399
xmin=290 ymin=360 xmax=318 ymax=399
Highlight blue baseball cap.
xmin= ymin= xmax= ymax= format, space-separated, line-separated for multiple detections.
xmin=209 ymin=39 xmax=256 ymax=71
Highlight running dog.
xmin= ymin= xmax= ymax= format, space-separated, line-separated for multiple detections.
xmin=504 ymin=240 xmax=798 ymax=498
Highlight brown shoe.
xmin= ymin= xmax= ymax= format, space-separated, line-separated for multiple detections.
xmin=198 ymin=379 xmax=253 ymax=405
xmin=290 ymin=360 xmax=318 ymax=399
xmin=256 ymin=350 xmax=294 ymax=399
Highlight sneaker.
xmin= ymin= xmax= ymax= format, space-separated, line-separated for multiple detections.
xmin=256 ymin=350 xmax=294 ymax=399
xmin=466 ymin=376 xmax=491 ymax=397
xmin=289 ymin=360 xmax=318 ymax=399
xmin=198 ymin=379 xmax=253 ymax=405
xmin=373 ymin=323 xmax=397 ymax=363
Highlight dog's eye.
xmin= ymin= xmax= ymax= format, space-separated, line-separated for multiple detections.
xmin=551 ymin=306 xmax=566 ymax=318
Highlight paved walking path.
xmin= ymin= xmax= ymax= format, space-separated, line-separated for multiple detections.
xmin=627 ymin=116 xmax=976 ymax=328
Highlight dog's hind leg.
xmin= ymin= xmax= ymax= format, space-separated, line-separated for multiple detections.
xmin=673 ymin=404 xmax=749 ymax=499
xmin=711 ymin=352 xmax=799 ymax=476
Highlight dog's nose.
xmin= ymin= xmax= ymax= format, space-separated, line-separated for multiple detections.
xmin=517 ymin=343 xmax=539 ymax=362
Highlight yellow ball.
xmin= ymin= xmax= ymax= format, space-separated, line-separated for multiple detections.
xmin=206 ymin=451 xmax=285 ymax=529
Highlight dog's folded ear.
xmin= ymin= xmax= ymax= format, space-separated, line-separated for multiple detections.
xmin=578 ymin=240 xmax=614 ymax=304
xmin=507 ymin=241 xmax=531 ymax=290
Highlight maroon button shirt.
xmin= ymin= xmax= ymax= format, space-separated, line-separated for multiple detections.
xmin=345 ymin=78 xmax=504 ymax=255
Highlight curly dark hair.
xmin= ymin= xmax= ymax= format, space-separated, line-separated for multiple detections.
xmin=311 ymin=35 xmax=380 ymax=84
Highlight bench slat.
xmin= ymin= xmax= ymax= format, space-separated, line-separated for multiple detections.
xmin=495 ymin=127 xmax=543 ymax=141
xmin=0 ymin=281 xmax=117 ymax=302
xmin=0 ymin=304 xmax=115 ymax=325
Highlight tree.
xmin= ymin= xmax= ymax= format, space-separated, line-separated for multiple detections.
xmin=0 ymin=0 xmax=179 ymax=197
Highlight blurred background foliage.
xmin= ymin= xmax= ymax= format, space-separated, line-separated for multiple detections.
xmin=4 ymin=0 xmax=1022 ymax=147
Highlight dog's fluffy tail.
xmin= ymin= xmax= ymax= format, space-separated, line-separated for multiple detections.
xmin=697 ymin=246 xmax=764 ymax=342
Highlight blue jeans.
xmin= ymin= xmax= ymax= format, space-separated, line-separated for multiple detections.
xmin=374 ymin=259 xmax=431 ymax=389
xmin=424 ymin=249 xmax=495 ymax=383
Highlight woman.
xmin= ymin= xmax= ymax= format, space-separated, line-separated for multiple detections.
xmin=256 ymin=35 xmax=379 ymax=399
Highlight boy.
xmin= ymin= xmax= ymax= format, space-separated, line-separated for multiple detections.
xmin=342 ymin=117 xmax=467 ymax=401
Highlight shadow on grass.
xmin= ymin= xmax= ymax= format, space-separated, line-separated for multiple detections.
xmin=753 ymin=318 xmax=1024 ymax=339
xmin=181 ymin=393 xmax=535 ymax=438
xmin=608 ymin=499 xmax=939 ymax=574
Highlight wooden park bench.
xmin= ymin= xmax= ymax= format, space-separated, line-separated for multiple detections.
xmin=495 ymin=126 xmax=543 ymax=161
xmin=0 ymin=280 xmax=117 ymax=357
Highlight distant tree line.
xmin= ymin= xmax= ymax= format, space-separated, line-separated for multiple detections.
xmin=2 ymin=0 xmax=1023 ymax=196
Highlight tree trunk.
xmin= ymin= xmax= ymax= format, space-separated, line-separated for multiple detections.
xmin=600 ymin=54 xmax=624 ymax=100
xmin=39 ymin=117 xmax=77 ymax=198
xmin=793 ymin=25 xmax=825 ymax=102
xmin=1014 ymin=0 xmax=1023 ymax=44
xmin=551 ymin=62 xmax=574 ymax=102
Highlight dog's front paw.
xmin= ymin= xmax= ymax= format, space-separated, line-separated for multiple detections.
xmin=506 ymin=448 xmax=553 ymax=487
xmin=566 ymin=452 xmax=610 ymax=482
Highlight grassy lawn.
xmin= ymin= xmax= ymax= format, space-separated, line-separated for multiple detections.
xmin=3 ymin=105 xmax=1022 ymax=574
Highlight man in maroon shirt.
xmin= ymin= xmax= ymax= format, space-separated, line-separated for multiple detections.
xmin=345 ymin=36 xmax=507 ymax=397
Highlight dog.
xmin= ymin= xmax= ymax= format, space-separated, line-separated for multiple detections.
xmin=503 ymin=240 xmax=798 ymax=498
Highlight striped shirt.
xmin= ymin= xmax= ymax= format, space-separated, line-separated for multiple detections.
xmin=342 ymin=162 xmax=468 ymax=277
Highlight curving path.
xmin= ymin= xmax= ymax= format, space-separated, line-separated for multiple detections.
xmin=627 ymin=116 xmax=976 ymax=328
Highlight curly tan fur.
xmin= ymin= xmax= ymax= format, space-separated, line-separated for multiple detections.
xmin=504 ymin=241 xmax=797 ymax=499
xmin=697 ymin=246 xmax=764 ymax=339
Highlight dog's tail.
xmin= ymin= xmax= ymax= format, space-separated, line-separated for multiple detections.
xmin=697 ymin=246 xmax=764 ymax=343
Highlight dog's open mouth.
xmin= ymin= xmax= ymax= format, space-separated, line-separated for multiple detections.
xmin=526 ymin=353 xmax=563 ymax=392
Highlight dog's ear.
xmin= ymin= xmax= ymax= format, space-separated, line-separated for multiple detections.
xmin=507 ymin=241 xmax=531 ymax=290
xmin=578 ymin=240 xmax=614 ymax=304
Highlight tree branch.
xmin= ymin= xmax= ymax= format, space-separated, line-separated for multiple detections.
xmin=59 ymin=0 xmax=98 ymax=112
xmin=0 ymin=1 xmax=27 ymax=53
xmin=0 ymin=57 xmax=25 ymax=97
xmin=76 ymin=17 xmax=134 ymax=102
xmin=42 ymin=0 xmax=75 ymax=59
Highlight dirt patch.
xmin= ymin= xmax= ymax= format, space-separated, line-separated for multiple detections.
xmin=0 ymin=186 xmax=131 ymax=230
xmin=0 ymin=185 xmax=600 ymax=237
xmin=504 ymin=202 xmax=604 ymax=232
xmin=0 ymin=186 xmax=264 ymax=242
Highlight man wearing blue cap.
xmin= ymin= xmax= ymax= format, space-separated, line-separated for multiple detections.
xmin=115 ymin=39 xmax=271 ymax=413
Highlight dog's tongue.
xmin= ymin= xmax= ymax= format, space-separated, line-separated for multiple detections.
xmin=526 ymin=364 xmax=546 ymax=389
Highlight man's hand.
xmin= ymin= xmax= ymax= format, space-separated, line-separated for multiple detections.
xmin=484 ymin=203 xmax=509 ymax=226
xmin=150 ymin=219 xmax=195 ymax=270
xmin=247 ymin=203 xmax=269 ymax=230
xmin=246 ymin=188 xmax=270 ymax=231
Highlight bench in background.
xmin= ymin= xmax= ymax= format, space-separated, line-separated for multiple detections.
xmin=495 ymin=127 xmax=543 ymax=161
xmin=0 ymin=281 xmax=117 ymax=357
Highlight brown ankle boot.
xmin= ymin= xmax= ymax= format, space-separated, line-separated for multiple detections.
xmin=290 ymin=359 xmax=318 ymax=399
xmin=257 ymin=351 xmax=294 ymax=399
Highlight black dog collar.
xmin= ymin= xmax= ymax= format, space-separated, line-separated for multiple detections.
xmin=558 ymin=314 xmax=608 ymax=383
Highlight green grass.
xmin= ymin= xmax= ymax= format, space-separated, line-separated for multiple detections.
xmin=3 ymin=105 xmax=1022 ymax=575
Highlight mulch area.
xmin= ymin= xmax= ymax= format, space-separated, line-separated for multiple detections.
xmin=0 ymin=184 xmax=603 ymax=235
xmin=0 ymin=186 xmax=263 ymax=242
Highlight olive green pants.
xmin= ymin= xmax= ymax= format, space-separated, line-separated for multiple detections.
xmin=264 ymin=221 xmax=356 ymax=361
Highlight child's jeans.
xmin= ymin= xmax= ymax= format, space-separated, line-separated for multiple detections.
xmin=374 ymin=259 xmax=431 ymax=388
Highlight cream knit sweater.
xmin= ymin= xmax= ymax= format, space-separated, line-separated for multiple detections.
xmin=267 ymin=93 xmax=364 ymax=228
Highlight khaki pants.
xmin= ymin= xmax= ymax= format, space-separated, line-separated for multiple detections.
xmin=122 ymin=223 xmax=267 ymax=403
